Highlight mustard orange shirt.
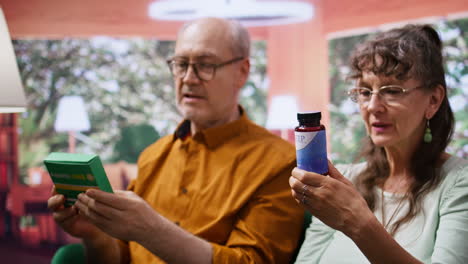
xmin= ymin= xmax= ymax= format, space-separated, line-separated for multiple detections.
xmin=127 ymin=109 xmax=304 ymax=263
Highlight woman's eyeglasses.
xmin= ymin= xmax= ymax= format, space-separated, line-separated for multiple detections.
xmin=347 ymin=85 xmax=423 ymax=105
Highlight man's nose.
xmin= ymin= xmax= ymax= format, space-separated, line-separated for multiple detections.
xmin=182 ymin=65 xmax=201 ymax=83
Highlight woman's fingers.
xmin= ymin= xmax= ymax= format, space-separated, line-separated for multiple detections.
xmin=290 ymin=167 xmax=328 ymax=201
xmin=327 ymin=160 xmax=352 ymax=185
xmin=291 ymin=167 xmax=324 ymax=187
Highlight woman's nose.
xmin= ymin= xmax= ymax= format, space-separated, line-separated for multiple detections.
xmin=365 ymin=92 xmax=385 ymax=112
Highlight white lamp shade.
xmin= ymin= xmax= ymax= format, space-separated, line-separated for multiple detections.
xmin=0 ymin=7 xmax=27 ymax=113
xmin=54 ymin=96 xmax=91 ymax=132
xmin=265 ymin=95 xmax=299 ymax=129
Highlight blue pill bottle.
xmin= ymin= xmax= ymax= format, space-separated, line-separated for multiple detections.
xmin=294 ymin=112 xmax=328 ymax=175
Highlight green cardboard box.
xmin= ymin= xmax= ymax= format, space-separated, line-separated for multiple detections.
xmin=44 ymin=152 xmax=113 ymax=206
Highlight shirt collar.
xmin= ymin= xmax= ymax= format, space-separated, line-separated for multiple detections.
xmin=174 ymin=119 xmax=191 ymax=140
xmin=173 ymin=106 xmax=250 ymax=149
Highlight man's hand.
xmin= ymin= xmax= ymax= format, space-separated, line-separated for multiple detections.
xmin=47 ymin=191 xmax=103 ymax=240
xmin=75 ymin=189 xmax=213 ymax=263
xmin=74 ymin=189 xmax=161 ymax=243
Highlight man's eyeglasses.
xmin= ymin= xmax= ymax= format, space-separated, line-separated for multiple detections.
xmin=347 ymin=85 xmax=423 ymax=105
xmin=166 ymin=57 xmax=244 ymax=81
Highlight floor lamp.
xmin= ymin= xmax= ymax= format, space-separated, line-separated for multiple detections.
xmin=265 ymin=95 xmax=299 ymax=142
xmin=54 ymin=96 xmax=90 ymax=153
xmin=0 ymin=6 xmax=27 ymax=240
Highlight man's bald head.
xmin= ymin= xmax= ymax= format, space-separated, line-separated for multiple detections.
xmin=177 ymin=17 xmax=250 ymax=58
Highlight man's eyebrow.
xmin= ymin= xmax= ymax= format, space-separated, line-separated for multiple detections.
xmin=168 ymin=55 xmax=186 ymax=61
xmin=195 ymin=52 xmax=219 ymax=59
xmin=170 ymin=53 xmax=220 ymax=61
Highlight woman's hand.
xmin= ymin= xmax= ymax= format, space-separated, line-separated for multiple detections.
xmin=289 ymin=161 xmax=374 ymax=237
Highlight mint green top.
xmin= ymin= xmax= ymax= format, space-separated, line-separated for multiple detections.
xmin=295 ymin=156 xmax=468 ymax=264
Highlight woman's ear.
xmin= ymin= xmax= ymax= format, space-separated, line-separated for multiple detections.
xmin=426 ymin=84 xmax=445 ymax=119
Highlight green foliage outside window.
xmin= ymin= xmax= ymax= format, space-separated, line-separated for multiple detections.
xmin=112 ymin=124 xmax=160 ymax=163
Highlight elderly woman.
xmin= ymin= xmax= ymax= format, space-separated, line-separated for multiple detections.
xmin=290 ymin=24 xmax=468 ymax=263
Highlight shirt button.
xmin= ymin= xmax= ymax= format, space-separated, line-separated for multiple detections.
xmin=175 ymin=221 xmax=180 ymax=226
xmin=181 ymin=188 xmax=188 ymax=194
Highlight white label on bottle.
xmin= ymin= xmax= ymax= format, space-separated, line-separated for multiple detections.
xmin=295 ymin=131 xmax=318 ymax=150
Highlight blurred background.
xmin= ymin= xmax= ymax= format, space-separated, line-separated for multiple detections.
xmin=0 ymin=0 xmax=466 ymax=263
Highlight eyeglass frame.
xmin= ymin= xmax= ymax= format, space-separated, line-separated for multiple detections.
xmin=166 ymin=56 xmax=245 ymax=81
xmin=347 ymin=84 xmax=424 ymax=105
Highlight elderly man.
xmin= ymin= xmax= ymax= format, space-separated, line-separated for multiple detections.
xmin=48 ymin=17 xmax=303 ymax=263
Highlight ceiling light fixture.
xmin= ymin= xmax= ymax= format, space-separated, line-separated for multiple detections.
xmin=148 ymin=0 xmax=314 ymax=27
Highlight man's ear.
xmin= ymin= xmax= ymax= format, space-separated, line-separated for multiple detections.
xmin=237 ymin=59 xmax=250 ymax=88
xmin=426 ymin=84 xmax=445 ymax=119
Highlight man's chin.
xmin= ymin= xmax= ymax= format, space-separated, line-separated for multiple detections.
xmin=180 ymin=109 xmax=208 ymax=123
xmin=179 ymin=104 xmax=199 ymax=117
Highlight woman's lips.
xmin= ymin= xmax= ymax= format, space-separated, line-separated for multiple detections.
xmin=371 ymin=122 xmax=392 ymax=133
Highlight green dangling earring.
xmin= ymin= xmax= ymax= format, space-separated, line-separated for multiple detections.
xmin=424 ymin=119 xmax=432 ymax=143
